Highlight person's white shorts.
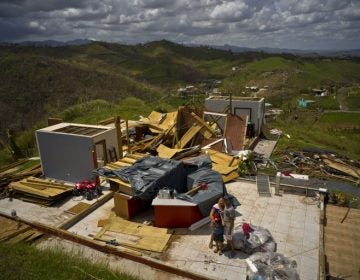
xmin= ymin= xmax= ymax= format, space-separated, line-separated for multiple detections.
xmin=224 ymin=222 xmax=233 ymax=240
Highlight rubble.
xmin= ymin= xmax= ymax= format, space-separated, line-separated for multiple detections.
xmin=246 ymin=252 xmax=300 ymax=280
xmin=274 ymin=149 xmax=360 ymax=184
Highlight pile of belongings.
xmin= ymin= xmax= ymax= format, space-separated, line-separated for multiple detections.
xmin=232 ymin=223 xmax=276 ymax=254
xmin=246 ymin=252 xmax=300 ymax=280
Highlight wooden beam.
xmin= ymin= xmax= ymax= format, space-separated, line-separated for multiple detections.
xmin=0 ymin=213 xmax=212 ymax=280
xmin=203 ymin=111 xmax=227 ymax=117
xmin=115 ymin=116 xmax=123 ymax=159
xmin=58 ymin=191 xmax=114 ymax=230
xmin=125 ymin=120 xmax=131 ymax=154
xmin=190 ymin=112 xmax=216 ymax=138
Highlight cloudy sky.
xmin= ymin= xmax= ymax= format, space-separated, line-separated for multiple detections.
xmin=0 ymin=0 xmax=359 ymax=50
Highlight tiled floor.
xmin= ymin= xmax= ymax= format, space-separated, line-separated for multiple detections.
xmin=0 ymin=180 xmax=320 ymax=280
xmin=165 ymin=181 xmax=320 ymax=280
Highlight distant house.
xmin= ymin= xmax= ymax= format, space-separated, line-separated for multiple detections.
xmin=312 ymin=88 xmax=328 ymax=97
xmin=245 ymin=86 xmax=259 ymax=92
xmin=178 ymin=85 xmax=197 ymax=98
xmin=205 ymin=96 xmax=265 ymax=136
xmin=212 ymin=88 xmax=221 ymax=95
xmin=298 ymin=98 xmax=316 ymax=108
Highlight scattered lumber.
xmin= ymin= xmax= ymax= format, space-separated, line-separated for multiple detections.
xmin=95 ymin=214 xmax=172 ymax=253
xmin=0 ymin=159 xmax=42 ymax=189
xmin=0 ymin=216 xmax=44 ymax=244
xmin=9 ymin=176 xmax=73 ymax=206
xmin=204 ymin=149 xmax=240 ymax=182
xmin=322 ymin=156 xmax=360 ymax=179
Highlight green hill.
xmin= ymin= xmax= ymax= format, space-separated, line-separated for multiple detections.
xmin=1 ymin=40 xmax=360 ymax=165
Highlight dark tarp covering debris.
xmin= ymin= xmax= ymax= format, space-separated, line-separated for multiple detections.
xmin=94 ymin=156 xmax=189 ymax=199
xmin=94 ymin=155 xmax=225 ymax=209
xmin=182 ymin=155 xmax=225 ymax=216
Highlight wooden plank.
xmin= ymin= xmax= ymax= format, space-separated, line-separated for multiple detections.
xmin=6 ymin=229 xmax=35 ymax=244
xmin=212 ymin=163 xmax=237 ymax=175
xmin=0 ymin=159 xmax=27 ymax=174
xmin=109 ymin=179 xmax=133 ymax=196
xmin=190 ymin=112 xmax=216 ymax=139
xmin=203 ymin=111 xmax=227 ymax=117
xmin=201 ymin=138 xmax=224 ymax=149
xmin=176 ymin=124 xmax=202 ymax=148
xmin=221 ymin=171 xmax=239 ymax=183
xmin=65 ymin=202 xmax=91 ymax=215
xmin=115 ymin=116 xmax=124 ymax=159
xmin=17 ymin=163 xmax=41 ymax=175
xmin=106 ymin=162 xmax=130 ymax=169
xmin=323 ymin=158 xmax=360 ymax=179
xmin=21 ymin=181 xmax=71 ymax=190
xmin=10 ymin=182 xmax=69 ymax=198
xmin=58 ymin=191 xmax=114 ymax=230
xmin=0 ymin=212 xmax=212 ymax=280
xmin=126 ymin=153 xmax=146 ymax=159
xmin=0 ymin=226 xmax=31 ymax=242
xmin=157 ymin=144 xmax=183 ymax=159
xmin=26 ymin=177 xmax=73 ymax=188
xmin=97 ymin=215 xmax=172 ymax=253
xmin=205 ymin=149 xmax=239 ymax=167
xmin=120 ymin=157 xmax=137 ymax=164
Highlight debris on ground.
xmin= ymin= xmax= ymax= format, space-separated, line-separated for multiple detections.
xmin=0 ymin=159 xmax=42 ymax=191
xmin=95 ymin=214 xmax=172 ymax=253
xmin=0 ymin=215 xmax=44 ymax=244
xmin=8 ymin=177 xmax=73 ymax=206
xmin=232 ymin=223 xmax=276 ymax=254
xmin=273 ymin=149 xmax=360 ymax=184
xmin=246 ymin=252 xmax=300 ymax=280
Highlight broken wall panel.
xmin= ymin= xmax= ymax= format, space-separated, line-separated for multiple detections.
xmin=224 ymin=114 xmax=248 ymax=151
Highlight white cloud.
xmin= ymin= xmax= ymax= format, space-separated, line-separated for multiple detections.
xmin=0 ymin=0 xmax=359 ymax=49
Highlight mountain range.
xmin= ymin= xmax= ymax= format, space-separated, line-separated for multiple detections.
xmin=2 ymin=39 xmax=359 ymax=57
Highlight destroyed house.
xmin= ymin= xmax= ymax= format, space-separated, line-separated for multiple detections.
xmin=205 ymin=96 xmax=265 ymax=136
xmin=36 ymin=123 xmax=119 ymax=183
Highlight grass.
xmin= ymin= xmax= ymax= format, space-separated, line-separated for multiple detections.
xmin=309 ymin=96 xmax=339 ymax=110
xmin=270 ymin=110 xmax=360 ymax=159
xmin=0 ymin=242 xmax=137 ymax=280
xmin=1 ymin=41 xmax=360 ymax=166
xmin=320 ymin=111 xmax=360 ymax=125
xmin=246 ymin=57 xmax=293 ymax=72
xmin=345 ymin=95 xmax=360 ymax=110
xmin=344 ymin=88 xmax=360 ymax=111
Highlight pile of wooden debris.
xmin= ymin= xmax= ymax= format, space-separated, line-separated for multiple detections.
xmin=276 ymin=149 xmax=360 ymax=184
xmin=9 ymin=177 xmax=73 ymax=206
